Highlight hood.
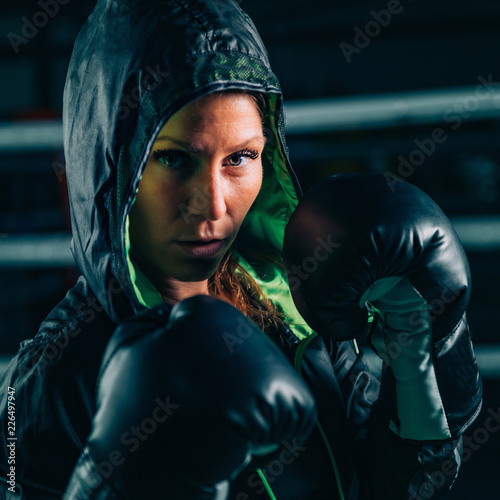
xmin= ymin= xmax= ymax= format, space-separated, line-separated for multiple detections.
xmin=63 ymin=0 xmax=313 ymax=338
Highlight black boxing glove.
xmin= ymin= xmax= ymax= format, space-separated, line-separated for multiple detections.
xmin=283 ymin=173 xmax=482 ymax=441
xmin=63 ymin=295 xmax=317 ymax=499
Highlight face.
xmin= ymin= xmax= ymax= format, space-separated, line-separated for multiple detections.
xmin=129 ymin=92 xmax=266 ymax=282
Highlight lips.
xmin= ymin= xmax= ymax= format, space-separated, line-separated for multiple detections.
xmin=175 ymin=239 xmax=226 ymax=258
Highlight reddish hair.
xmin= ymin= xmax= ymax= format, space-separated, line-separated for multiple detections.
xmin=209 ymin=253 xmax=284 ymax=332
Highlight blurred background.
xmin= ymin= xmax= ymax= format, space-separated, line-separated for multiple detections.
xmin=0 ymin=0 xmax=499 ymax=497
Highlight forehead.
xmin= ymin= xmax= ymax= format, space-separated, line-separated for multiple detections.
xmin=156 ymin=93 xmax=264 ymax=142
xmin=180 ymin=92 xmax=259 ymax=122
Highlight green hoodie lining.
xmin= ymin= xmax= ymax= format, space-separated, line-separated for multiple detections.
xmin=125 ymin=215 xmax=164 ymax=308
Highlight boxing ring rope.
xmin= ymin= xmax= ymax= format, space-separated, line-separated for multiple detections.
xmin=2 ymin=84 xmax=500 ymax=149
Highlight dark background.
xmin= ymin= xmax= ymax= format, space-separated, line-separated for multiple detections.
xmin=0 ymin=1 xmax=499 ymax=498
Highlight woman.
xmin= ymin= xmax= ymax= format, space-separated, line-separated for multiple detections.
xmin=0 ymin=0 xmax=481 ymax=499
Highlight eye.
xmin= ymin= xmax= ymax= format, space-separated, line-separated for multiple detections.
xmin=152 ymin=149 xmax=191 ymax=169
xmin=225 ymin=149 xmax=260 ymax=167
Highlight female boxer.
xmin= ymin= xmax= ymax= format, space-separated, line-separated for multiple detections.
xmin=0 ymin=1 xmax=481 ymax=499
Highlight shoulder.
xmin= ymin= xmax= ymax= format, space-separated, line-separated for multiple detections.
xmin=12 ymin=276 xmax=116 ymax=379
xmin=0 ymin=276 xmax=118 ymax=495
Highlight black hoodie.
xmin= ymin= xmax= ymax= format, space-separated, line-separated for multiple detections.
xmin=0 ymin=1 xmax=476 ymax=499
xmin=62 ymin=0 xmax=310 ymax=330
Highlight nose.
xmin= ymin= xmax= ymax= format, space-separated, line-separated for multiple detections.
xmin=187 ymin=164 xmax=227 ymax=221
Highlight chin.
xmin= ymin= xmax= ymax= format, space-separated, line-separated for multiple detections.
xmin=170 ymin=258 xmax=221 ymax=283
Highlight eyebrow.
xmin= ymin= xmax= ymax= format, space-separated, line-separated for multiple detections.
xmin=155 ymin=133 xmax=267 ymax=152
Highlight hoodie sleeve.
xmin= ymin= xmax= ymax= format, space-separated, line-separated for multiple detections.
xmin=0 ymin=279 xmax=116 ymax=499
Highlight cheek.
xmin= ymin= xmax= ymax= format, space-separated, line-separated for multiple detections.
xmin=131 ymin=177 xmax=177 ymax=236
xmin=233 ymin=167 xmax=263 ymax=217
xmin=249 ymin=165 xmax=264 ymax=202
